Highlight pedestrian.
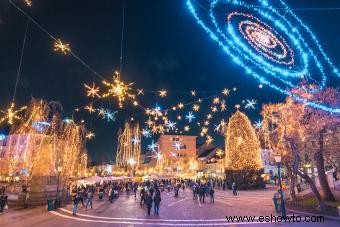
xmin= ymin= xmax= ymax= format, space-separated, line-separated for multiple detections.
xmin=140 ymin=187 xmax=145 ymax=206
xmin=134 ymin=183 xmax=138 ymax=198
xmin=0 ymin=191 xmax=8 ymax=213
xmin=145 ymin=193 xmax=153 ymax=216
xmin=232 ymin=182 xmax=237 ymax=196
xmin=182 ymin=184 xmax=185 ymax=192
xmin=85 ymin=188 xmax=93 ymax=210
xmin=99 ymin=187 xmax=104 ymax=200
xmin=273 ymin=191 xmax=280 ymax=212
xmin=108 ymin=186 xmax=113 ymax=203
xmin=153 ymin=193 xmax=161 ymax=215
xmin=199 ymin=185 xmax=205 ymax=203
xmin=72 ymin=193 xmax=80 ymax=216
xmin=149 ymin=187 xmax=154 ymax=197
xmin=192 ymin=185 xmax=196 ymax=200
xmin=79 ymin=188 xmax=85 ymax=207
xmin=209 ymin=187 xmax=215 ymax=203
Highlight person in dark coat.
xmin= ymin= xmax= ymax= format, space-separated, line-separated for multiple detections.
xmin=0 ymin=192 xmax=8 ymax=213
xmin=140 ymin=188 xmax=145 ymax=206
xmin=153 ymin=193 xmax=161 ymax=215
xmin=72 ymin=194 xmax=80 ymax=216
xmin=145 ymin=193 xmax=153 ymax=216
xmin=209 ymin=187 xmax=215 ymax=203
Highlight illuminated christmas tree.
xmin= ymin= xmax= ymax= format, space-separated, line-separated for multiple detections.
xmin=116 ymin=122 xmax=141 ymax=169
xmin=225 ymin=110 xmax=264 ymax=189
xmin=225 ymin=110 xmax=263 ymax=170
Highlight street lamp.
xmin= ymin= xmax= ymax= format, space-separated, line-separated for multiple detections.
xmin=56 ymin=166 xmax=62 ymax=208
xmin=274 ymin=154 xmax=286 ymax=218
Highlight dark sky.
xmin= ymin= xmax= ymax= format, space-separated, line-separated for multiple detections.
xmin=1 ymin=0 xmax=340 ymax=163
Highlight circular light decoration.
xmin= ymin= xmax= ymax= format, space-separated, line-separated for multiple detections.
xmin=187 ymin=0 xmax=340 ymax=113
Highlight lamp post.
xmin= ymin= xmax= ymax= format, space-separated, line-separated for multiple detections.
xmin=274 ymin=154 xmax=286 ymax=218
xmin=56 ymin=166 xmax=62 ymax=208
xmin=127 ymin=158 xmax=136 ymax=177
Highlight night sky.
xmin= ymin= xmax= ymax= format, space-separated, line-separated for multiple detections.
xmin=1 ymin=0 xmax=340 ymax=163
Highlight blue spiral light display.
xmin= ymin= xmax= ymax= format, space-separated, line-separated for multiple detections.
xmin=187 ymin=0 xmax=340 ymax=113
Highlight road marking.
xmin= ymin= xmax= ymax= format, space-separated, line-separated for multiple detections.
xmin=168 ymin=198 xmax=188 ymax=207
xmin=50 ymin=211 xmax=272 ymax=226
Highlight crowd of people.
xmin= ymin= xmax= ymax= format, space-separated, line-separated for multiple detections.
xmin=68 ymin=178 xmax=235 ymax=217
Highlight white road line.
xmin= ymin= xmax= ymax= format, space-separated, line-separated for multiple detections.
xmin=167 ymin=198 xmax=188 ymax=207
xmin=50 ymin=211 xmax=271 ymax=226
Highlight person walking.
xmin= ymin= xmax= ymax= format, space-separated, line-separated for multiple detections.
xmin=209 ymin=187 xmax=215 ymax=203
xmin=153 ymin=193 xmax=161 ymax=215
xmin=273 ymin=190 xmax=280 ymax=212
xmin=108 ymin=186 xmax=113 ymax=203
xmin=145 ymin=193 xmax=153 ymax=216
xmin=232 ymin=182 xmax=237 ymax=196
xmin=0 ymin=191 xmax=8 ymax=213
xmin=140 ymin=187 xmax=145 ymax=206
xmin=99 ymin=187 xmax=104 ymax=200
xmin=133 ymin=183 xmax=138 ymax=198
xmin=72 ymin=193 xmax=80 ymax=216
xmin=192 ymin=185 xmax=197 ymax=200
xmin=85 ymin=188 xmax=93 ymax=210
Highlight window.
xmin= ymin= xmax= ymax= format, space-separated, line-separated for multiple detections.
xmin=47 ymin=176 xmax=57 ymax=185
xmin=172 ymin=137 xmax=180 ymax=141
xmin=180 ymin=144 xmax=187 ymax=149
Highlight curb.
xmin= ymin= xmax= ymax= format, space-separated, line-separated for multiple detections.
xmin=287 ymin=209 xmax=340 ymax=222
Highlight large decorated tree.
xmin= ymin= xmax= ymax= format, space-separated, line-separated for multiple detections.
xmin=225 ymin=110 xmax=264 ymax=189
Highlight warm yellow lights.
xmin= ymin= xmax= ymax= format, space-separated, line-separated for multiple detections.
xmin=54 ymin=39 xmax=70 ymax=54
xmin=159 ymin=89 xmax=167 ymax=97
xmin=86 ymin=131 xmax=95 ymax=140
xmin=222 ymin=88 xmax=230 ymax=96
xmin=102 ymin=73 xmax=135 ymax=108
xmin=225 ymin=110 xmax=263 ymax=170
xmin=0 ymin=102 xmax=27 ymax=125
xmin=193 ymin=104 xmax=200 ymax=111
xmin=84 ymin=83 xmax=101 ymax=98
xmin=24 ymin=0 xmax=32 ymax=7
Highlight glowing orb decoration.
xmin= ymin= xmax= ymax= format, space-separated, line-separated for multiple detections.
xmin=187 ymin=0 xmax=340 ymax=113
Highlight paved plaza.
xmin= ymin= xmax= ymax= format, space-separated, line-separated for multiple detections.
xmin=1 ymin=187 xmax=339 ymax=226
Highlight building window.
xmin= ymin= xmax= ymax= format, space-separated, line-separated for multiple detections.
xmin=47 ymin=176 xmax=57 ymax=185
xmin=180 ymin=144 xmax=187 ymax=149
xmin=172 ymin=137 xmax=180 ymax=141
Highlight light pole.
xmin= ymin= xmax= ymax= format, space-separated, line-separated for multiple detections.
xmin=56 ymin=166 xmax=62 ymax=208
xmin=274 ymin=154 xmax=286 ymax=218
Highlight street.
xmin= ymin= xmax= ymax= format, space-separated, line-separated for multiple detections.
xmin=1 ymin=188 xmax=338 ymax=226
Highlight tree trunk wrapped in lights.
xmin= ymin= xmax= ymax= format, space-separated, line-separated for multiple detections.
xmin=116 ymin=122 xmax=141 ymax=169
xmin=225 ymin=110 xmax=265 ymax=189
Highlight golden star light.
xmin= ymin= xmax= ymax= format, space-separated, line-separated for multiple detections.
xmin=86 ymin=131 xmax=95 ymax=140
xmin=0 ymin=103 xmax=27 ymax=125
xmin=159 ymin=89 xmax=167 ymax=97
xmin=84 ymin=104 xmax=96 ymax=113
xmin=54 ymin=39 xmax=70 ymax=54
xmin=222 ymin=88 xmax=230 ymax=96
xmin=102 ymin=73 xmax=135 ymax=108
xmin=213 ymin=97 xmax=220 ymax=104
xmin=193 ymin=104 xmax=200 ymax=111
xmin=178 ymin=103 xmax=184 ymax=109
xmin=84 ymin=83 xmax=101 ymax=98
xmin=25 ymin=0 xmax=32 ymax=7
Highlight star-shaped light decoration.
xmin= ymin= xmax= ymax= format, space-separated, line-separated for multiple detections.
xmin=211 ymin=106 xmax=218 ymax=112
xmin=86 ymin=131 xmax=95 ymax=140
xmin=159 ymin=89 xmax=167 ymax=98
xmin=222 ymin=88 xmax=230 ymax=96
xmin=220 ymin=100 xmax=227 ymax=111
xmin=173 ymin=141 xmax=182 ymax=151
xmin=102 ymin=71 xmax=135 ymax=108
xmin=85 ymin=104 xmax=96 ymax=113
xmin=148 ymin=141 xmax=158 ymax=152
xmin=131 ymin=136 xmax=140 ymax=145
xmin=185 ymin=112 xmax=196 ymax=123
xmin=254 ymin=120 xmax=263 ymax=129
xmin=204 ymin=120 xmax=209 ymax=126
xmin=166 ymin=120 xmax=176 ymax=130
xmin=155 ymin=151 xmax=163 ymax=160
xmin=54 ymin=39 xmax=70 ymax=54
xmin=137 ymin=89 xmax=144 ymax=95
xmin=184 ymin=126 xmax=190 ymax=132
xmin=214 ymin=124 xmax=221 ymax=132
xmin=206 ymin=135 xmax=214 ymax=145
xmin=193 ymin=104 xmax=200 ymax=112
xmin=216 ymin=149 xmax=224 ymax=158
xmin=201 ymin=127 xmax=208 ymax=135
xmin=178 ymin=103 xmax=184 ymax=109
xmin=213 ymin=97 xmax=220 ymax=104
xmin=84 ymin=83 xmax=101 ymax=98
xmin=98 ymin=109 xmax=117 ymax=122
xmin=191 ymin=90 xmax=196 ymax=96
xmin=24 ymin=0 xmax=32 ymax=7
xmin=142 ymin=128 xmax=151 ymax=138
xmin=206 ymin=114 xmax=212 ymax=120
xmin=0 ymin=103 xmax=27 ymax=125
xmin=245 ymin=99 xmax=257 ymax=109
